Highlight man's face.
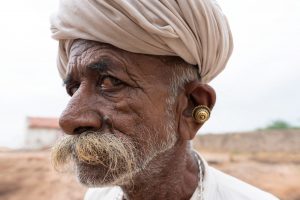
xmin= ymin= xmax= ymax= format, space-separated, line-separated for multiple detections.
xmin=51 ymin=39 xmax=179 ymax=186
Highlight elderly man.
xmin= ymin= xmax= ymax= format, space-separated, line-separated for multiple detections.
xmin=50 ymin=0 xmax=279 ymax=200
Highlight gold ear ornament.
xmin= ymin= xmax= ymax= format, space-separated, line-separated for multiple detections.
xmin=192 ymin=105 xmax=211 ymax=123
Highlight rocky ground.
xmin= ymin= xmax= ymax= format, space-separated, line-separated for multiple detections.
xmin=1 ymin=130 xmax=299 ymax=200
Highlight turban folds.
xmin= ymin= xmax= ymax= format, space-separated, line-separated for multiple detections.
xmin=51 ymin=0 xmax=233 ymax=83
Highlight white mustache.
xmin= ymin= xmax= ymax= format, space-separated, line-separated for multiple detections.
xmin=51 ymin=131 xmax=137 ymax=175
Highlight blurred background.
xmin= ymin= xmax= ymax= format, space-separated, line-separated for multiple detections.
xmin=0 ymin=0 xmax=299 ymax=200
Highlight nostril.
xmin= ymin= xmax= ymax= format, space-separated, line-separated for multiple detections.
xmin=73 ymin=126 xmax=94 ymax=135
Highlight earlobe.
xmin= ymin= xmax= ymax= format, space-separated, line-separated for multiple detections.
xmin=177 ymin=81 xmax=216 ymax=140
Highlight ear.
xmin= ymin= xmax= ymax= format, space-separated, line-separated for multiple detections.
xmin=177 ymin=81 xmax=216 ymax=141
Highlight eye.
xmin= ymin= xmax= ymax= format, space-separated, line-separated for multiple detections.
xmin=100 ymin=75 xmax=123 ymax=91
xmin=66 ymin=83 xmax=80 ymax=96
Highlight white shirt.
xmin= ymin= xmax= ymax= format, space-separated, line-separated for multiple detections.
xmin=84 ymin=155 xmax=279 ymax=200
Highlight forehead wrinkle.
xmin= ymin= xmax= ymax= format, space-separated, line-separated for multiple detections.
xmin=68 ymin=44 xmax=128 ymax=77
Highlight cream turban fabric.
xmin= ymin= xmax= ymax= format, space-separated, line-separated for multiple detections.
xmin=51 ymin=0 xmax=233 ymax=83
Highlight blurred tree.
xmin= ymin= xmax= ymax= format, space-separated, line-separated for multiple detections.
xmin=265 ymin=120 xmax=292 ymax=130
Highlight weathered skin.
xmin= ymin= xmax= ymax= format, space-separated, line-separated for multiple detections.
xmin=59 ymin=39 xmax=216 ymax=200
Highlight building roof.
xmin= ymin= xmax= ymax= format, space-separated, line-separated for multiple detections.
xmin=27 ymin=117 xmax=60 ymax=129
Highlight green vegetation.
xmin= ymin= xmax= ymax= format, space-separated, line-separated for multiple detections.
xmin=258 ymin=120 xmax=300 ymax=130
xmin=266 ymin=120 xmax=292 ymax=130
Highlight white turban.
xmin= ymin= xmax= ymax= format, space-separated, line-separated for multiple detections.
xmin=51 ymin=0 xmax=233 ymax=83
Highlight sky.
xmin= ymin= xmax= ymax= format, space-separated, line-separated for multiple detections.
xmin=0 ymin=0 xmax=299 ymax=148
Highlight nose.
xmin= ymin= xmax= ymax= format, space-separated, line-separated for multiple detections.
xmin=59 ymin=108 xmax=102 ymax=135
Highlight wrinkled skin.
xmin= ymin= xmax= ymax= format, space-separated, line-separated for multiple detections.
xmin=58 ymin=39 xmax=216 ymax=200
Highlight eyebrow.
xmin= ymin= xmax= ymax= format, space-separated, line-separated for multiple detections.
xmin=88 ymin=58 xmax=110 ymax=72
xmin=63 ymin=58 xmax=110 ymax=86
xmin=63 ymin=74 xmax=73 ymax=86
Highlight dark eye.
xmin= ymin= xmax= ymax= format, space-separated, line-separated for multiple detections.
xmin=100 ymin=76 xmax=123 ymax=91
xmin=66 ymin=83 xmax=80 ymax=96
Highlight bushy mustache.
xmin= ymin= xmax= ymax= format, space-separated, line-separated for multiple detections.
xmin=51 ymin=131 xmax=137 ymax=183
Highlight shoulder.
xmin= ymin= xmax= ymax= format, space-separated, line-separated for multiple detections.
xmin=84 ymin=186 xmax=123 ymax=200
xmin=206 ymin=166 xmax=279 ymax=200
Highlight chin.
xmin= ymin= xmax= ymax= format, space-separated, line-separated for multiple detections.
xmin=74 ymin=161 xmax=136 ymax=187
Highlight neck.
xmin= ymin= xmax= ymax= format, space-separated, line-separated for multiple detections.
xmin=121 ymin=141 xmax=199 ymax=200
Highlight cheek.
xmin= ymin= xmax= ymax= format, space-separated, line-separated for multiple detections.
xmin=110 ymin=99 xmax=144 ymax=136
xmin=97 ymin=86 xmax=170 ymax=138
xmin=111 ymin=98 xmax=168 ymax=139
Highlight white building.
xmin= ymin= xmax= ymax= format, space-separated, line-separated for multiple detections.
xmin=24 ymin=117 xmax=63 ymax=149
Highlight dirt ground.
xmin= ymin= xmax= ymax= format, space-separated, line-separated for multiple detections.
xmin=0 ymin=148 xmax=299 ymax=200
xmin=200 ymin=151 xmax=300 ymax=200
xmin=0 ymin=150 xmax=86 ymax=200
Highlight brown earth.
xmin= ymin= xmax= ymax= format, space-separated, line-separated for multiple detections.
xmin=0 ymin=150 xmax=86 ymax=200
xmin=0 ymin=130 xmax=299 ymax=200
xmin=197 ymin=151 xmax=300 ymax=200
xmin=193 ymin=130 xmax=300 ymax=200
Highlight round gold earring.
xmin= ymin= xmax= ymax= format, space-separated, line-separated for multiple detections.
xmin=192 ymin=105 xmax=211 ymax=123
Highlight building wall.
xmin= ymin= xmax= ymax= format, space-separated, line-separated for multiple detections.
xmin=25 ymin=128 xmax=63 ymax=149
xmin=194 ymin=130 xmax=300 ymax=153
